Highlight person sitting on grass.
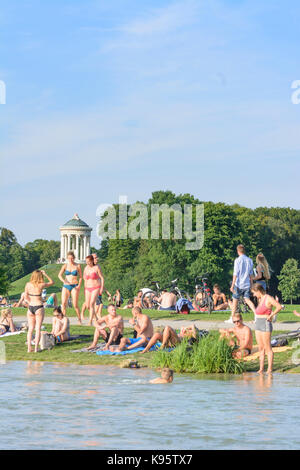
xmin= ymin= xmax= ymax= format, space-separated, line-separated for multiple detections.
xmin=87 ymin=304 xmax=124 ymax=351
xmin=212 ymin=284 xmax=228 ymax=311
xmin=219 ymin=313 xmax=253 ymax=358
xmin=50 ymin=306 xmax=70 ymax=343
xmin=133 ymin=291 xmax=143 ymax=308
xmin=12 ymin=292 xmax=28 ymax=308
xmin=293 ymin=310 xmax=300 ymax=318
xmin=0 ymin=308 xmax=16 ymax=335
xmin=150 ymin=368 xmax=174 ymax=384
xmin=141 ymin=324 xmax=198 ymax=354
xmin=44 ymin=293 xmax=58 ymax=308
xmin=122 ymin=299 xmax=134 ymax=309
xmin=113 ymin=307 xmax=153 ymax=352
xmin=156 ymin=290 xmax=177 ymax=311
xmin=0 ymin=297 xmax=8 ymax=306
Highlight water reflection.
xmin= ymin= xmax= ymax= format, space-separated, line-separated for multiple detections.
xmin=0 ymin=362 xmax=299 ymax=450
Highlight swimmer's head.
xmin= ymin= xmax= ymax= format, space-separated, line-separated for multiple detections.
xmin=161 ymin=368 xmax=174 ymax=382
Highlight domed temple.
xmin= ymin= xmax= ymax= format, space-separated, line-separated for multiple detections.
xmin=59 ymin=214 xmax=92 ymax=263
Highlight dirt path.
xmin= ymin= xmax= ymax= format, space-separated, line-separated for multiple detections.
xmin=14 ymin=316 xmax=300 ymax=331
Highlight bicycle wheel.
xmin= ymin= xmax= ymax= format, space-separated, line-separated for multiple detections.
xmin=141 ymin=291 xmax=159 ymax=309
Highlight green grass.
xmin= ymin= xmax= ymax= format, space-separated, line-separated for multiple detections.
xmin=1 ymin=324 xmax=299 ymax=373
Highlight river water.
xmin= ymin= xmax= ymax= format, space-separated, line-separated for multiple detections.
xmin=0 ymin=361 xmax=299 ymax=450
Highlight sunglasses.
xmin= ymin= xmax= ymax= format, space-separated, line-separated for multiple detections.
xmin=233 ymin=320 xmax=241 ymax=324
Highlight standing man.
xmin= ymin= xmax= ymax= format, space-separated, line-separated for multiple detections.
xmin=226 ymin=244 xmax=256 ymax=323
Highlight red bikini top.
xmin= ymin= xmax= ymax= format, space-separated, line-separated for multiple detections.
xmin=84 ymin=271 xmax=100 ymax=281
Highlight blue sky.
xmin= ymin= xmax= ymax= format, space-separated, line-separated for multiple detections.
xmin=1 ymin=0 xmax=300 ymax=247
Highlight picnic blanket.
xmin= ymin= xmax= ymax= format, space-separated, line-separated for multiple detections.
xmin=243 ymin=346 xmax=292 ymax=362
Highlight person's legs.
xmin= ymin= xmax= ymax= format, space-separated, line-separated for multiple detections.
xmin=263 ymin=332 xmax=273 ymax=374
xmin=53 ymin=293 xmax=58 ymax=307
xmin=115 ymin=337 xmax=131 ymax=351
xmin=27 ymin=311 xmax=36 ymax=353
xmin=141 ymin=332 xmax=163 ymax=353
xmin=255 ymin=331 xmax=265 ymax=373
xmin=81 ymin=302 xmax=87 ymax=322
xmin=88 ymin=289 xmax=100 ymax=326
xmin=96 ymin=302 xmax=103 ymax=319
xmin=71 ymin=287 xmax=81 ymax=324
xmin=161 ymin=326 xmax=180 ymax=348
xmin=61 ymin=287 xmax=70 ymax=316
xmin=34 ymin=310 xmax=44 ymax=353
xmin=87 ymin=325 xmax=108 ymax=349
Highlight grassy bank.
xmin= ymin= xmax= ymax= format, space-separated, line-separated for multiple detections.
xmin=8 ymin=304 xmax=300 ymax=323
xmin=1 ymin=325 xmax=299 ymax=374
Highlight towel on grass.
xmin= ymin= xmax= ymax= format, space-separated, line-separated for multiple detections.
xmin=243 ymin=346 xmax=292 ymax=362
xmin=0 ymin=330 xmax=25 ymax=338
xmin=96 ymin=339 xmax=162 ymax=356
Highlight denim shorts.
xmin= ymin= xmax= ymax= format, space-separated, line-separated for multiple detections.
xmin=232 ymin=286 xmax=251 ymax=300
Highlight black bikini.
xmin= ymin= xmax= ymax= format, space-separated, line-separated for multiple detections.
xmin=28 ymin=293 xmax=44 ymax=315
xmin=0 ymin=323 xmax=9 ymax=332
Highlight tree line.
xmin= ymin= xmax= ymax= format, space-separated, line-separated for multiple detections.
xmin=1 ymin=190 xmax=300 ymax=301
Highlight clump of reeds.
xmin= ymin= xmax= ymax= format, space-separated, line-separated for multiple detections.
xmin=151 ymin=335 xmax=245 ymax=374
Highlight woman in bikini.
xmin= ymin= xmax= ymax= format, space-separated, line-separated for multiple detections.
xmin=24 ymin=269 xmax=54 ymax=353
xmin=251 ymin=283 xmax=282 ymax=374
xmin=83 ymin=254 xmax=104 ymax=326
xmin=58 ymin=251 xmax=82 ymax=324
xmin=0 ymin=309 xmax=16 ymax=336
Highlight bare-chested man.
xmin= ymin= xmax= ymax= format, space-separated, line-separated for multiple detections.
xmin=156 ymin=290 xmax=177 ymax=311
xmin=219 ymin=313 xmax=253 ymax=358
xmin=87 ymin=304 xmax=124 ymax=351
xmin=114 ymin=307 xmax=153 ymax=351
xmin=212 ymin=284 xmax=228 ymax=311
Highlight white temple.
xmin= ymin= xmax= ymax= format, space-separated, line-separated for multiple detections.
xmin=59 ymin=214 xmax=92 ymax=263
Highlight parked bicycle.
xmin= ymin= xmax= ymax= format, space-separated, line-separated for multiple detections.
xmin=193 ymin=274 xmax=214 ymax=314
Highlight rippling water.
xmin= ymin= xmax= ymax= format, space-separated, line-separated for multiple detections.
xmin=0 ymin=361 xmax=299 ymax=449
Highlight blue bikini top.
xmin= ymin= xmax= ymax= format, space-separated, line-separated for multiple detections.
xmin=65 ymin=269 xmax=78 ymax=276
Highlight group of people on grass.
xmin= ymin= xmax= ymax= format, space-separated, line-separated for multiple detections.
xmin=2 ymin=243 xmax=299 ymax=374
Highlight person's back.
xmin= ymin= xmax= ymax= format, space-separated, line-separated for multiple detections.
xmin=234 ymin=253 xmax=253 ymax=289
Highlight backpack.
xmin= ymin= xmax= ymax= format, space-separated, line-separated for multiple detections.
xmin=176 ymin=298 xmax=193 ymax=315
xmin=39 ymin=333 xmax=56 ymax=350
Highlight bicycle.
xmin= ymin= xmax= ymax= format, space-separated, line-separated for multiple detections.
xmin=141 ymin=279 xmax=187 ymax=310
xmin=192 ymin=274 xmax=214 ymax=314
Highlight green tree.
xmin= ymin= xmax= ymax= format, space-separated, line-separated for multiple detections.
xmin=278 ymin=258 xmax=300 ymax=304
xmin=0 ymin=264 xmax=10 ymax=296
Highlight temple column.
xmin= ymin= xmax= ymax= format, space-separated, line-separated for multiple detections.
xmin=60 ymin=234 xmax=64 ymax=261
xmin=76 ymin=234 xmax=79 ymax=261
xmin=83 ymin=236 xmax=86 ymax=259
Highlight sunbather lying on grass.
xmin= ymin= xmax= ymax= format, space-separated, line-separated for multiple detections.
xmin=141 ymin=324 xmax=199 ymax=354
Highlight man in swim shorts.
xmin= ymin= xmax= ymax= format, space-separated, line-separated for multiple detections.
xmin=87 ymin=304 xmax=124 ymax=350
xmin=219 ymin=313 xmax=253 ymax=358
xmin=114 ymin=307 xmax=154 ymax=351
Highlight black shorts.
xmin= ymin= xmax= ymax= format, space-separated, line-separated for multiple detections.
xmin=105 ymin=332 xmax=123 ymax=345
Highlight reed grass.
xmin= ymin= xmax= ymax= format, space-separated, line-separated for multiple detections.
xmin=151 ymin=335 xmax=245 ymax=374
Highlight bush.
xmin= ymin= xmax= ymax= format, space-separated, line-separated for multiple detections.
xmin=151 ymin=335 xmax=245 ymax=374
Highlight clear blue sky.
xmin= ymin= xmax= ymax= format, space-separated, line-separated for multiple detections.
xmin=1 ymin=0 xmax=299 ymax=247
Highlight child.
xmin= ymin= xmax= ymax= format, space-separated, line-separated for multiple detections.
xmin=149 ymin=368 xmax=174 ymax=384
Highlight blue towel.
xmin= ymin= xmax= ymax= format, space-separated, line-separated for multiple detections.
xmin=96 ymin=340 xmax=162 ymax=356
